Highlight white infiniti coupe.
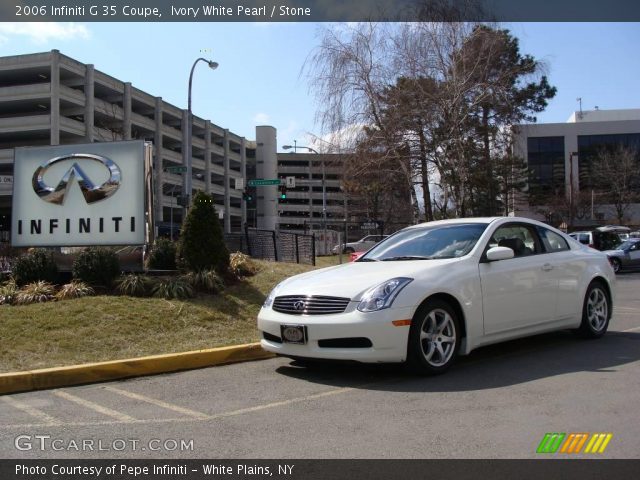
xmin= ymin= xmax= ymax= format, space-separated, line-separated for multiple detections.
xmin=258 ymin=217 xmax=615 ymax=374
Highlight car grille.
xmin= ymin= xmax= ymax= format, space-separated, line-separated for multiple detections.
xmin=273 ymin=295 xmax=351 ymax=315
xmin=318 ymin=338 xmax=373 ymax=348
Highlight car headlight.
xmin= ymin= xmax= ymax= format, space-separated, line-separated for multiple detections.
xmin=357 ymin=277 xmax=413 ymax=312
xmin=263 ymin=282 xmax=283 ymax=309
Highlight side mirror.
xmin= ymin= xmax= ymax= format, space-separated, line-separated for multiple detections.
xmin=486 ymin=246 xmax=515 ymax=262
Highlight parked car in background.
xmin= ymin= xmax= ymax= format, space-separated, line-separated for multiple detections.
xmin=569 ymin=226 xmax=629 ymax=251
xmin=259 ymin=217 xmax=615 ymax=375
xmin=568 ymin=231 xmax=593 ymax=246
xmin=604 ymin=238 xmax=640 ymax=273
xmin=332 ymin=235 xmax=388 ymax=254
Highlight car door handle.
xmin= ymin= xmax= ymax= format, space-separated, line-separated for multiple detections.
xmin=541 ymin=263 xmax=554 ymax=271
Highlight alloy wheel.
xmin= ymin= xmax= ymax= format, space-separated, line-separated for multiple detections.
xmin=419 ymin=308 xmax=457 ymax=367
xmin=587 ymin=287 xmax=608 ymax=332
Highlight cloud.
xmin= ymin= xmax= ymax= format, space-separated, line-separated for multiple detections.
xmin=0 ymin=22 xmax=89 ymax=45
xmin=252 ymin=112 xmax=271 ymax=124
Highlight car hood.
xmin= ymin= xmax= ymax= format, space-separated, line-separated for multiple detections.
xmin=603 ymin=249 xmax=625 ymax=257
xmin=274 ymin=259 xmax=456 ymax=300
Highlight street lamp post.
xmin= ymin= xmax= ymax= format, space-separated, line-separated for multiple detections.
xmin=169 ymin=183 xmax=179 ymax=240
xmin=569 ymin=151 xmax=578 ymax=230
xmin=186 ymin=57 xmax=218 ymax=206
xmin=282 ymin=144 xmax=326 ymax=229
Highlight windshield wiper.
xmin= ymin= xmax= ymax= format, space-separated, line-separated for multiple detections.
xmin=381 ymin=256 xmax=433 ymax=261
xmin=357 ymin=257 xmax=378 ymax=262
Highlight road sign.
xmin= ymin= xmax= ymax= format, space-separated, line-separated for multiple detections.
xmin=361 ymin=221 xmax=379 ymax=230
xmin=166 ymin=166 xmax=187 ymax=173
xmin=247 ymin=178 xmax=282 ymax=187
xmin=286 ymin=176 xmax=296 ymax=188
xmin=235 ymin=178 xmax=245 ymax=190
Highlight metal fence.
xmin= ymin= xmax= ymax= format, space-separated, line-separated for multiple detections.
xmin=224 ymin=227 xmax=315 ymax=265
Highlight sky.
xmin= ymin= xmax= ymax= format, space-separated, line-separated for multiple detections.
xmin=0 ymin=22 xmax=638 ymax=151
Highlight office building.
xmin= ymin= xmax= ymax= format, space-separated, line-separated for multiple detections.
xmin=513 ymin=108 xmax=640 ymax=226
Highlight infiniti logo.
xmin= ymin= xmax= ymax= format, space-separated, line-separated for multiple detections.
xmin=293 ymin=301 xmax=306 ymax=311
xmin=32 ymin=153 xmax=121 ymax=205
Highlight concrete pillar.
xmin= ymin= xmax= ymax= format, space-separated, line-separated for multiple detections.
xmin=204 ymin=121 xmax=212 ymax=195
xmin=223 ymin=129 xmax=231 ymax=234
xmin=308 ymin=156 xmax=313 ymax=232
xmin=154 ymin=97 xmax=163 ymax=222
xmin=50 ymin=49 xmax=60 ymax=145
xmin=84 ymin=64 xmax=94 ymax=142
xmin=181 ymin=109 xmax=189 ymax=214
xmin=256 ymin=126 xmax=278 ymax=231
xmin=123 ymin=82 xmax=132 ymax=140
xmin=240 ymin=137 xmax=247 ymax=228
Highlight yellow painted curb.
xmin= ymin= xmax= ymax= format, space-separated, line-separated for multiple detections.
xmin=0 ymin=342 xmax=274 ymax=395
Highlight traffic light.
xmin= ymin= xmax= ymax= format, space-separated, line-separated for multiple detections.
xmin=242 ymin=190 xmax=253 ymax=201
xmin=279 ymin=185 xmax=287 ymax=199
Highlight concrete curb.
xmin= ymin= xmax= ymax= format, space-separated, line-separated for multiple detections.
xmin=0 ymin=342 xmax=274 ymax=395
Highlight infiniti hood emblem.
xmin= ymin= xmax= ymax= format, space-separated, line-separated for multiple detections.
xmin=32 ymin=153 xmax=121 ymax=205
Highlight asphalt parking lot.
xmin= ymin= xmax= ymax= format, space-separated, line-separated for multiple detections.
xmin=1 ymin=273 xmax=639 ymax=459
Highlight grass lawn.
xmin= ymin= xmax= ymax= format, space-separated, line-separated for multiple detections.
xmin=0 ymin=256 xmax=344 ymax=373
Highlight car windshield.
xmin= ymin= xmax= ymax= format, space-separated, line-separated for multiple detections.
xmin=361 ymin=223 xmax=488 ymax=261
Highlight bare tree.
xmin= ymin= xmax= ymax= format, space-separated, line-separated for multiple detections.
xmin=306 ymin=22 xmax=475 ymax=222
xmin=592 ymin=145 xmax=640 ymax=224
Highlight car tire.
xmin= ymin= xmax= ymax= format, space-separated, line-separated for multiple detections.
xmin=610 ymin=258 xmax=621 ymax=274
xmin=576 ymin=281 xmax=611 ymax=339
xmin=407 ymin=299 xmax=461 ymax=375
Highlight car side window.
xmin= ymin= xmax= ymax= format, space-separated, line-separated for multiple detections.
xmin=573 ymin=233 xmax=589 ymax=244
xmin=489 ymin=224 xmax=541 ymax=258
xmin=538 ymin=227 xmax=570 ymax=253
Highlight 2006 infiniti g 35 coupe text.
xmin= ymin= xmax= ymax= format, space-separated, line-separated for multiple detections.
xmin=258 ymin=217 xmax=615 ymax=374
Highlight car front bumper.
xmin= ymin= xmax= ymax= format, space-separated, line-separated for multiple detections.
xmin=257 ymin=304 xmax=413 ymax=363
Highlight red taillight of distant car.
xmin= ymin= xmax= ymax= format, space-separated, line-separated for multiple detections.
xmin=350 ymin=252 xmax=364 ymax=262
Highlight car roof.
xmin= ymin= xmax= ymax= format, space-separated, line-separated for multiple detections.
xmin=404 ymin=217 xmax=497 ymax=230
xmin=597 ymin=225 xmax=631 ymax=233
xmin=404 ymin=216 xmax=565 ymax=231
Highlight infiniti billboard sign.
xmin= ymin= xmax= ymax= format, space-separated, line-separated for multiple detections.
xmin=12 ymin=141 xmax=147 ymax=247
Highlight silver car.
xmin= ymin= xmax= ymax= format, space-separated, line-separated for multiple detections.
xmin=332 ymin=235 xmax=388 ymax=254
xmin=604 ymin=238 xmax=640 ymax=273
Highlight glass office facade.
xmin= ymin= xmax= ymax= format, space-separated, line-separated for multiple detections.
xmin=578 ymin=133 xmax=640 ymax=189
xmin=527 ymin=136 xmax=565 ymax=198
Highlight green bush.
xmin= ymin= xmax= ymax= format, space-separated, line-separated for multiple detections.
xmin=0 ymin=280 xmax=18 ymax=305
xmin=16 ymin=281 xmax=55 ymax=305
xmin=116 ymin=274 xmax=155 ymax=297
xmin=72 ymin=247 xmax=120 ymax=288
xmin=12 ymin=249 xmax=58 ymax=287
xmin=152 ymin=277 xmax=194 ymax=300
xmin=146 ymin=238 xmax=177 ymax=270
xmin=56 ymin=281 xmax=94 ymax=301
xmin=184 ymin=269 xmax=224 ymax=294
xmin=177 ymin=191 xmax=230 ymax=274
xmin=229 ymin=252 xmax=259 ymax=278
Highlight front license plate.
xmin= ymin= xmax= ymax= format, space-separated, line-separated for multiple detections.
xmin=281 ymin=324 xmax=307 ymax=344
